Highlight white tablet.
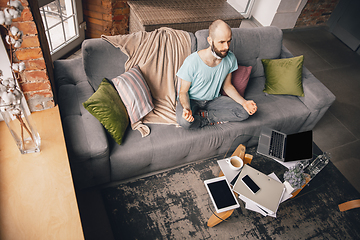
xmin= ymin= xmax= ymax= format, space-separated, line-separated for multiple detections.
xmin=204 ymin=176 xmax=240 ymax=213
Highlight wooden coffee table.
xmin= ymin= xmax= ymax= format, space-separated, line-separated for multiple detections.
xmin=207 ymin=143 xmax=312 ymax=227
xmin=207 ymin=144 xmax=253 ymax=227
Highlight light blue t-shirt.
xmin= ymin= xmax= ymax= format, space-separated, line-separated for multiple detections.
xmin=176 ymin=51 xmax=238 ymax=101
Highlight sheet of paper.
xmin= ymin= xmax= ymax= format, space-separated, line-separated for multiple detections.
xmin=267 ymin=211 xmax=277 ymax=218
xmin=267 ymin=173 xmax=293 ymax=203
xmin=239 ymin=194 xmax=278 ymax=218
xmin=239 ymin=194 xmax=268 ymax=216
xmin=282 ymin=181 xmax=295 ymax=202
xmin=217 ymin=159 xmax=241 ymax=184
xmin=268 ymin=172 xmax=280 ymax=182
xmin=237 ymin=172 xmax=289 ymax=218
xmin=272 ymin=158 xmax=301 ymax=169
xmin=272 ymin=158 xmax=311 ymax=169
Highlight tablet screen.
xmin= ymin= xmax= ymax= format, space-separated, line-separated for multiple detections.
xmin=207 ymin=179 xmax=237 ymax=210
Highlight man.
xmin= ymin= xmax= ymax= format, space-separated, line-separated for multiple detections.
xmin=176 ymin=19 xmax=257 ymax=129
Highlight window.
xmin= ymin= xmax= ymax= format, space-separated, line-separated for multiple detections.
xmin=38 ymin=0 xmax=85 ymax=60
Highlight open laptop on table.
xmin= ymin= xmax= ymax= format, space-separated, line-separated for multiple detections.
xmin=257 ymin=126 xmax=313 ymax=162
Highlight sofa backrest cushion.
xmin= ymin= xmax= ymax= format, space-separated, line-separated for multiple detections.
xmin=83 ymin=32 xmax=197 ymax=91
xmin=195 ymin=26 xmax=283 ymax=78
xmin=189 ymin=32 xmax=197 ymax=53
xmin=83 ymin=38 xmax=128 ymax=90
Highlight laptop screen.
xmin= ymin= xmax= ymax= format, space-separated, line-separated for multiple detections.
xmin=284 ymin=130 xmax=313 ymax=162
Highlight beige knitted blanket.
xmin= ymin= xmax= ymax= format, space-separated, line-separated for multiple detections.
xmin=102 ymin=27 xmax=191 ymax=137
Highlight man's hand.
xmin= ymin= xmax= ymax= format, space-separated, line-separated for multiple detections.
xmin=222 ymin=73 xmax=257 ymax=116
xmin=243 ymin=100 xmax=257 ymax=115
xmin=182 ymin=108 xmax=194 ymax=122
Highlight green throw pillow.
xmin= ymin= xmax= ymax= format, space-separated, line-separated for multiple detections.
xmin=262 ymin=55 xmax=305 ymax=97
xmin=83 ymin=78 xmax=129 ymax=145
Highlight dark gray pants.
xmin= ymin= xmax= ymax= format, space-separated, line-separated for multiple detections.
xmin=176 ymin=96 xmax=249 ymax=129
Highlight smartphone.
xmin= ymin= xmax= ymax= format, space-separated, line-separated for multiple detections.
xmin=241 ymin=175 xmax=260 ymax=194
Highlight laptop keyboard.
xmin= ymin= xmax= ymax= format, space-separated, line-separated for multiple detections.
xmin=269 ymin=131 xmax=284 ymax=159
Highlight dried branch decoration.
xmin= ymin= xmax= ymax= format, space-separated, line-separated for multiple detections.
xmin=1 ymin=0 xmax=39 ymax=152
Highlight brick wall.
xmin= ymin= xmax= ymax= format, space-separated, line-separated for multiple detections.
xmin=295 ymin=0 xmax=340 ymax=28
xmin=82 ymin=0 xmax=130 ymax=38
xmin=0 ymin=0 xmax=54 ymax=112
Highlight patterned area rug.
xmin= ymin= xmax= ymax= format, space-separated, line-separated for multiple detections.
xmin=102 ymin=147 xmax=360 ymax=239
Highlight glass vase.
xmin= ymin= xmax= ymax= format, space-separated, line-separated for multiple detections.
xmin=1 ymin=97 xmax=41 ymax=154
xmin=303 ymin=152 xmax=331 ymax=178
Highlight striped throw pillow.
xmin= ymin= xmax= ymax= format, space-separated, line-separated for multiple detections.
xmin=112 ymin=66 xmax=154 ymax=124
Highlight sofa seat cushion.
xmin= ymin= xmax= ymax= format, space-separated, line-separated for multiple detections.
xmin=109 ymin=123 xmax=243 ymax=182
xmin=245 ymin=76 xmax=311 ymax=133
xmin=109 ymin=127 xmax=153 ymax=181
xmin=109 ymin=76 xmax=310 ymax=182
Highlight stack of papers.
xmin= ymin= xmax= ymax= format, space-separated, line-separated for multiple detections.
xmin=272 ymin=158 xmax=303 ymax=169
xmin=238 ymin=172 xmax=293 ymax=217
xmin=218 ymin=159 xmax=294 ymax=217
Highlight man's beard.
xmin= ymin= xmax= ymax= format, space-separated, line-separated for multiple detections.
xmin=211 ymin=42 xmax=228 ymax=59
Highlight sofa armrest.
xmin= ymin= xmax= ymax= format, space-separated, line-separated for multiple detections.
xmin=298 ymin=67 xmax=336 ymax=131
xmin=280 ymin=45 xmax=335 ymax=131
xmin=281 ymin=45 xmax=336 ymax=110
xmin=280 ymin=45 xmax=294 ymax=59
xmin=299 ymin=67 xmax=336 ymax=110
xmin=54 ymin=58 xmax=111 ymax=189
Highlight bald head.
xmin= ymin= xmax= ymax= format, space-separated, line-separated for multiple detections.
xmin=207 ymin=19 xmax=232 ymax=59
xmin=209 ymin=19 xmax=231 ymax=40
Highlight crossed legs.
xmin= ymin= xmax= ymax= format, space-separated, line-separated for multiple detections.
xmin=176 ymin=96 xmax=249 ymax=129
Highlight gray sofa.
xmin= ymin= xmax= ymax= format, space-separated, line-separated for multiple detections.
xmin=54 ymin=26 xmax=335 ymax=189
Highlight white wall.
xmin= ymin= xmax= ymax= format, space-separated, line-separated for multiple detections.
xmin=228 ymin=0 xmax=257 ymax=19
xmin=0 ymin=38 xmax=13 ymax=81
xmin=251 ymin=0 xmax=281 ymax=26
xmin=228 ymin=0 xmax=245 ymax=13
xmin=251 ymin=0 xmax=308 ymax=29
xmin=0 ymin=38 xmax=13 ymax=121
xmin=271 ymin=0 xmax=308 ymax=29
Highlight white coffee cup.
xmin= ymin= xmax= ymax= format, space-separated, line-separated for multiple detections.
xmin=226 ymin=156 xmax=243 ymax=170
